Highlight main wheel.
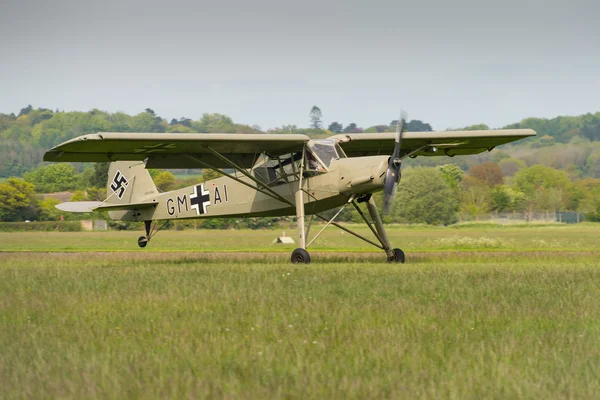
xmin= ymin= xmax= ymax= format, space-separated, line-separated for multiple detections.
xmin=387 ymin=248 xmax=405 ymax=263
xmin=291 ymin=248 xmax=311 ymax=264
xmin=138 ymin=236 xmax=149 ymax=248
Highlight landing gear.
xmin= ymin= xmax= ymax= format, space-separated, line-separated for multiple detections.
xmin=138 ymin=221 xmax=152 ymax=249
xmin=138 ymin=220 xmax=152 ymax=248
xmin=291 ymin=248 xmax=311 ymax=264
xmin=291 ymin=144 xmax=404 ymax=264
xmin=137 ymin=220 xmax=169 ymax=249
xmin=387 ymin=248 xmax=405 ymax=263
xmin=292 ymin=191 xmax=406 ymax=263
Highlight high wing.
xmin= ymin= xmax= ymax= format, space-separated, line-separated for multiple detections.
xmin=329 ymin=129 xmax=536 ymax=158
xmin=43 ymin=132 xmax=311 ymax=168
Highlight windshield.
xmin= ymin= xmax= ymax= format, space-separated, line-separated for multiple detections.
xmin=311 ymin=140 xmax=342 ymax=167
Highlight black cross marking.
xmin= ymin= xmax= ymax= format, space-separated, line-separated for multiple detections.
xmin=190 ymin=184 xmax=210 ymax=215
xmin=133 ymin=143 xmax=176 ymax=154
xmin=110 ymin=170 xmax=129 ymax=199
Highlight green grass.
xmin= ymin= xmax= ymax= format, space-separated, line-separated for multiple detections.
xmin=1 ymin=226 xmax=600 ymax=398
xmin=0 ymin=224 xmax=598 ymax=253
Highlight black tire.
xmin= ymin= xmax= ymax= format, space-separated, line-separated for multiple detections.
xmin=387 ymin=248 xmax=405 ymax=263
xmin=291 ymin=248 xmax=311 ymax=264
xmin=138 ymin=236 xmax=148 ymax=248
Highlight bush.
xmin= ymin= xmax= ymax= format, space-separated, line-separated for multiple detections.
xmin=0 ymin=221 xmax=81 ymax=232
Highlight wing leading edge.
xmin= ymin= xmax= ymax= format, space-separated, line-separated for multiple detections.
xmin=44 ymin=132 xmax=311 ymax=169
xmin=329 ymin=129 xmax=536 ymax=158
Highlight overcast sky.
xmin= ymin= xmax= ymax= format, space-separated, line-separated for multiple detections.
xmin=1 ymin=0 xmax=598 ymax=130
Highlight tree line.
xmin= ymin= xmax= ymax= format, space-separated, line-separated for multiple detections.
xmin=1 ymin=104 xmax=599 ymax=225
xmin=1 ymin=156 xmax=599 ymax=225
xmin=2 ymin=105 xmax=600 ymax=178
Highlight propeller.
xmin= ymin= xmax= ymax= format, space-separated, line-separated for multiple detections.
xmin=383 ymin=111 xmax=407 ymax=214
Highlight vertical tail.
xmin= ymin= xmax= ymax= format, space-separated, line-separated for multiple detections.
xmin=106 ymin=161 xmax=158 ymax=204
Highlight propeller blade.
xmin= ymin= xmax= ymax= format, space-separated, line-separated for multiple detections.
xmin=383 ymin=111 xmax=407 ymax=215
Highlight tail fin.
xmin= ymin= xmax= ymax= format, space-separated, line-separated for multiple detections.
xmin=106 ymin=161 xmax=158 ymax=204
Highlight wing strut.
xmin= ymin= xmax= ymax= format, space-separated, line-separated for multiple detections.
xmin=183 ymin=153 xmax=293 ymax=206
xmin=205 ymin=147 xmax=293 ymax=206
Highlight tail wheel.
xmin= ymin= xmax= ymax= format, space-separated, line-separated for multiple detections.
xmin=387 ymin=248 xmax=405 ymax=263
xmin=291 ymin=248 xmax=311 ymax=264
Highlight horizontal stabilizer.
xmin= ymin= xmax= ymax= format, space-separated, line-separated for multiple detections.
xmin=56 ymin=201 xmax=157 ymax=213
xmin=56 ymin=201 xmax=103 ymax=213
xmin=95 ymin=201 xmax=157 ymax=211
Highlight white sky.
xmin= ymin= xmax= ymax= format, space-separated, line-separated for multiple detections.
xmin=1 ymin=0 xmax=598 ymax=130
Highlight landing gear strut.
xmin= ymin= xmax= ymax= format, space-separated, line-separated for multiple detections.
xmin=292 ymin=147 xmax=311 ymax=264
xmin=138 ymin=221 xmax=152 ymax=248
xmin=137 ymin=220 xmax=168 ymax=248
xmin=293 ymin=191 xmax=405 ymax=264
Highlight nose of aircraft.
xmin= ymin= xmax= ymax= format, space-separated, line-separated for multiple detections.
xmin=335 ymin=156 xmax=389 ymax=195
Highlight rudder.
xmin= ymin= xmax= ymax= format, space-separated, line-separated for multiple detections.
xmin=106 ymin=161 xmax=158 ymax=204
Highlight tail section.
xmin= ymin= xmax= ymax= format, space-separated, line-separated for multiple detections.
xmin=56 ymin=161 xmax=159 ymax=214
xmin=106 ymin=161 xmax=158 ymax=205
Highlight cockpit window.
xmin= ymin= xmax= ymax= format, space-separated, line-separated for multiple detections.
xmin=311 ymin=140 xmax=343 ymax=167
xmin=306 ymin=149 xmax=327 ymax=172
xmin=253 ymin=152 xmax=302 ymax=186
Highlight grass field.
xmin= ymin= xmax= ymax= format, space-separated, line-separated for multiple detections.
xmin=1 ymin=224 xmax=600 ymax=398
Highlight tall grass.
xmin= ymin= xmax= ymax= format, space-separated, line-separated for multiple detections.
xmin=1 ymin=249 xmax=600 ymax=399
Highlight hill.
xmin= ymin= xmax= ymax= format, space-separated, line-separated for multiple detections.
xmin=1 ymin=106 xmax=599 ymax=179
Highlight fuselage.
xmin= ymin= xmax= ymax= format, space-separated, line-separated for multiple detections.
xmin=109 ymin=140 xmax=390 ymax=222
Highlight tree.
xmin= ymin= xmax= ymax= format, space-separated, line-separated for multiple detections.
xmin=437 ymin=164 xmax=464 ymax=190
xmin=194 ymin=113 xmax=236 ymax=133
xmin=363 ymin=125 xmax=388 ymax=133
xmin=342 ymin=123 xmax=362 ymax=133
xmin=392 ymin=167 xmax=458 ymax=225
xmin=401 ymin=120 xmax=433 ymax=132
xmin=154 ymin=171 xmax=176 ymax=192
xmin=89 ymin=163 xmax=110 ymax=188
xmin=328 ymin=122 xmax=343 ymax=133
xmin=201 ymin=169 xmax=222 ymax=181
xmin=585 ymin=152 xmax=600 ymax=178
xmin=514 ymin=165 xmax=572 ymax=217
xmin=491 ymin=185 xmax=525 ymax=212
xmin=498 ymin=158 xmax=526 ymax=177
xmin=18 ymin=105 xmax=33 ymax=117
xmin=167 ymin=124 xmax=194 ymax=133
xmin=468 ymin=162 xmax=504 ymax=187
xmin=23 ymin=164 xmax=79 ymax=193
xmin=0 ymin=178 xmax=36 ymax=221
xmin=37 ymin=197 xmax=64 ymax=221
xmin=129 ymin=110 xmax=165 ymax=132
xmin=459 ymin=176 xmax=492 ymax=221
xmin=309 ymin=106 xmax=322 ymax=129
xmin=514 ymin=165 xmax=571 ymax=197
xmin=460 ymin=124 xmax=489 ymax=131
xmin=573 ymin=179 xmax=600 ymax=221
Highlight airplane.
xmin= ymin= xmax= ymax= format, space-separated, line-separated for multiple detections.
xmin=44 ymin=117 xmax=536 ymax=264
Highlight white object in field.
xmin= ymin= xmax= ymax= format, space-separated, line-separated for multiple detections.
xmin=56 ymin=201 xmax=103 ymax=212
xmin=272 ymin=236 xmax=295 ymax=244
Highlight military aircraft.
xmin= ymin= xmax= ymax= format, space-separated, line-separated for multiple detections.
xmin=44 ymin=117 xmax=535 ymax=264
